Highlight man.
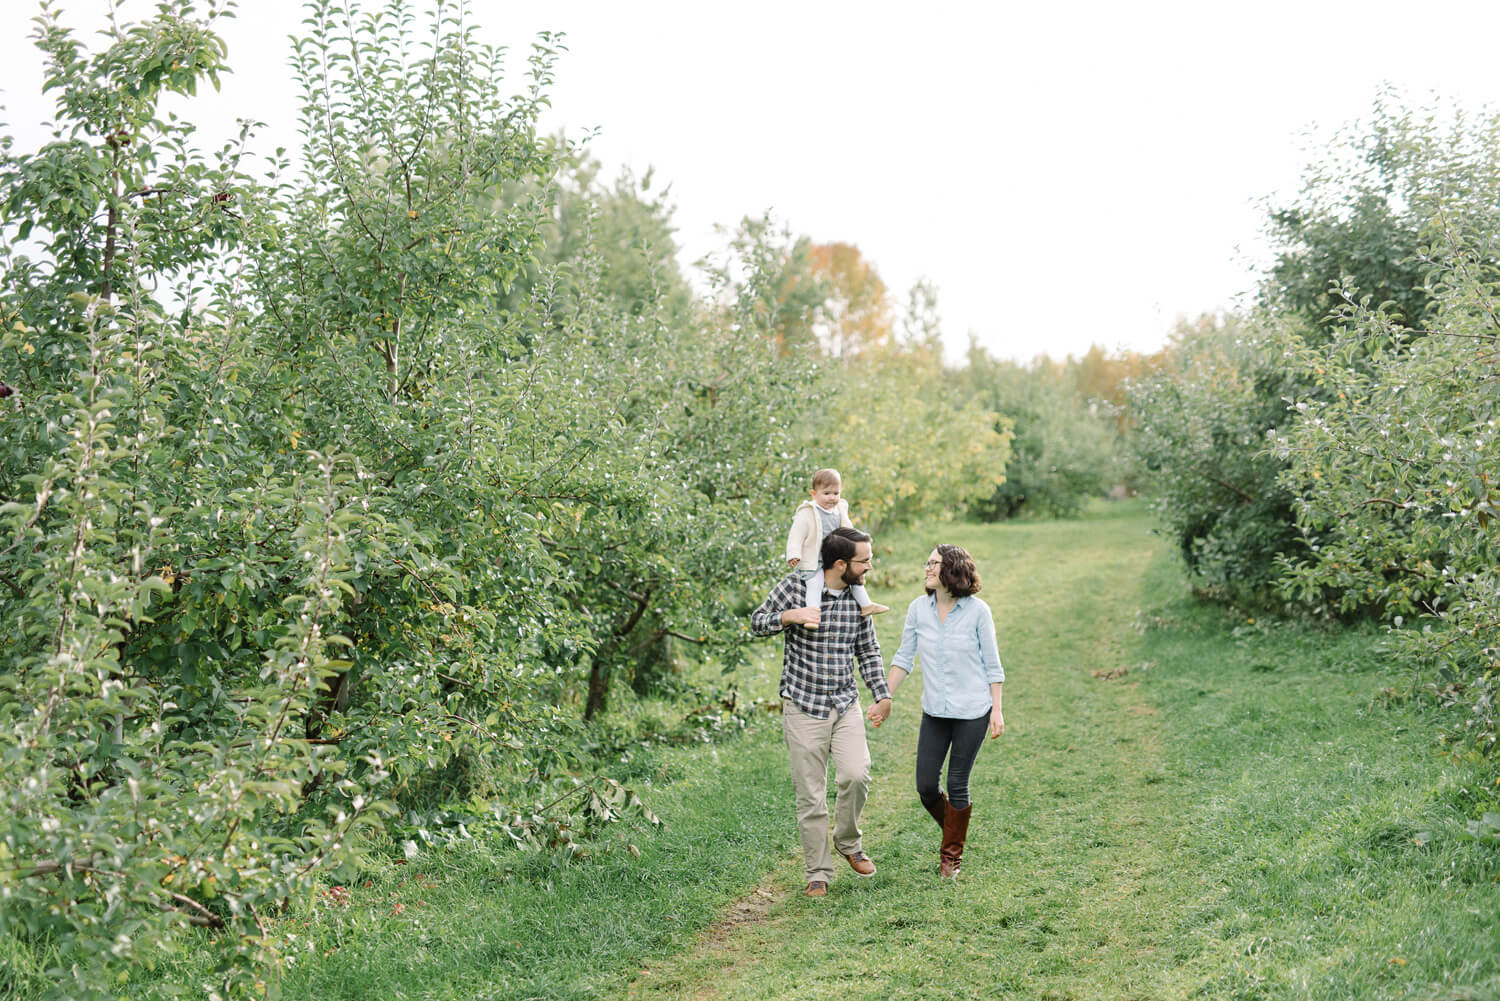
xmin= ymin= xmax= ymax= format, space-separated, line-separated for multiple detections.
xmin=751 ymin=526 xmax=893 ymax=898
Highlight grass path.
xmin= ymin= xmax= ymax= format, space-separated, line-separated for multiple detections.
xmin=148 ymin=502 xmax=1495 ymax=1000
xmin=628 ymin=503 xmax=1208 ymax=1000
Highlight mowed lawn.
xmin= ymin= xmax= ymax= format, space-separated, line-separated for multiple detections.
xmin=630 ymin=501 xmax=1204 ymax=1000
xmin=132 ymin=502 xmax=1499 ymax=1000
xmin=627 ymin=503 xmax=1500 ymax=1001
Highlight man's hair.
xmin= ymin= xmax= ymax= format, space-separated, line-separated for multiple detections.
xmin=821 ymin=526 xmax=870 ymax=569
xmin=927 ymin=543 xmax=982 ymax=598
xmin=811 ymin=467 xmax=842 ymax=490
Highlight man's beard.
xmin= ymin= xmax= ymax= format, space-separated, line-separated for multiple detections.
xmin=841 ymin=566 xmax=865 ymax=587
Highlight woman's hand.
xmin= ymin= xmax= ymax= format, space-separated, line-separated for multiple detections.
xmin=872 ymin=668 xmax=908 ymax=727
xmin=988 ymin=707 xmax=1005 ymax=739
xmin=787 ymin=556 xmax=800 ymax=568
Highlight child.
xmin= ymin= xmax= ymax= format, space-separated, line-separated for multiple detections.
xmin=785 ymin=468 xmax=888 ymax=625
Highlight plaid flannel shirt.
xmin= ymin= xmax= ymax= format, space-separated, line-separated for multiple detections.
xmin=750 ymin=573 xmax=891 ymax=718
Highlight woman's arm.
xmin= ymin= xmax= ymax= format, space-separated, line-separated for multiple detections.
xmin=870 ymin=601 xmax=922 ymax=727
xmin=868 ymin=665 xmax=906 ymax=727
xmin=988 ymin=682 xmax=1005 ymax=738
xmin=869 ymin=624 xmax=917 ymax=727
xmin=977 ymin=602 xmax=1004 ymax=685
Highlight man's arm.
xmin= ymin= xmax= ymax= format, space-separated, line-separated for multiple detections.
xmin=750 ymin=576 xmax=807 ymax=636
xmin=853 ymin=617 xmax=891 ymax=703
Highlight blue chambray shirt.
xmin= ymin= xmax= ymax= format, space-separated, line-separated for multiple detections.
xmin=891 ymin=593 xmax=1004 ymax=719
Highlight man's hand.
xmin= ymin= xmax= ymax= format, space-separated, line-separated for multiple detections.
xmin=782 ymin=606 xmax=820 ymax=628
xmin=867 ymin=698 xmax=892 ymax=727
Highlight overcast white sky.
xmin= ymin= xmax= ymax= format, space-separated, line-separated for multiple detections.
xmin=4 ymin=1 xmax=1500 ymax=361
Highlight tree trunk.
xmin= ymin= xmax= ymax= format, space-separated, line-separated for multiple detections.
xmin=583 ymin=585 xmax=654 ymax=721
xmin=584 ymin=658 xmax=610 ymax=720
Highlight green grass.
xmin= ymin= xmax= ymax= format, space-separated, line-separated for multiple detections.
xmin=625 ymin=502 xmax=1499 ymax=1001
xmin=112 ymin=501 xmax=1500 ymax=999
xmin=1137 ymin=553 xmax=1500 ymax=1001
xmin=629 ymin=501 xmax=1211 ymax=1001
xmin=173 ymin=718 xmax=798 ymax=1001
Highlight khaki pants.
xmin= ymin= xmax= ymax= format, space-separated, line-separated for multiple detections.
xmin=782 ymin=700 xmax=872 ymax=884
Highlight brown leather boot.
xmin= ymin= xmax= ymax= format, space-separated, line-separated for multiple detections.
xmin=939 ymin=802 xmax=971 ymax=877
xmin=920 ymin=792 xmax=948 ymax=827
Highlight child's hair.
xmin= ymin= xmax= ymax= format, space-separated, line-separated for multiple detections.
xmin=811 ymin=468 xmax=842 ymax=490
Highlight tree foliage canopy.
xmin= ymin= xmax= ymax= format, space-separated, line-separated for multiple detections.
xmin=961 ymin=345 xmax=1121 ymax=521
xmin=1129 ymin=94 xmax=1500 ymax=769
xmin=0 ymin=3 xmax=1033 ymax=995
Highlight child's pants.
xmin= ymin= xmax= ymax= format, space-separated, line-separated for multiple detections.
xmin=796 ymin=567 xmax=872 ymax=611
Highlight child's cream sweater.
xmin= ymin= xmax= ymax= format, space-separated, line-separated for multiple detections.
xmin=784 ymin=498 xmax=854 ymax=569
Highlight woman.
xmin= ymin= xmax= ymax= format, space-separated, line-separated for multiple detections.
xmin=868 ymin=543 xmax=1004 ymax=876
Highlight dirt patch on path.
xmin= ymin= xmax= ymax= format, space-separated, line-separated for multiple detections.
xmin=698 ymin=878 xmax=782 ymax=946
xmin=626 ymin=875 xmax=789 ymax=1000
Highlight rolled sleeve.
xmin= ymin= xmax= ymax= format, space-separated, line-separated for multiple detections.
xmin=751 ymin=576 xmax=799 ymax=636
xmin=891 ymin=601 xmax=920 ymax=672
xmin=978 ymin=602 xmax=1004 ymax=685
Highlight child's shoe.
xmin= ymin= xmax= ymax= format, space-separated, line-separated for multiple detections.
xmin=860 ymin=603 xmax=890 ymax=618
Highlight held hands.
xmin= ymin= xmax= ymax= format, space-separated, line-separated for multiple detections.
xmin=989 ymin=708 xmax=1005 ymax=739
xmin=869 ymin=666 xmax=905 ymax=727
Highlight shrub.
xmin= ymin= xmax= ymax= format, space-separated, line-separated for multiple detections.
xmin=1126 ymin=314 xmax=1312 ymax=606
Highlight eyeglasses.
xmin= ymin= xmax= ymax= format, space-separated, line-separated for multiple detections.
xmin=924 ymin=559 xmax=942 ymax=568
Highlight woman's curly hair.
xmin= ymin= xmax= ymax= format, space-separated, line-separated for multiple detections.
xmin=929 ymin=543 xmax=981 ymax=598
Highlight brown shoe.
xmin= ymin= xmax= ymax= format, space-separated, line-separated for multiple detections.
xmin=804 ymin=880 xmax=828 ymax=897
xmin=859 ymin=603 xmax=890 ymax=617
xmin=842 ymin=851 xmax=876 ymax=877
xmin=939 ymin=802 xmax=972 ymax=878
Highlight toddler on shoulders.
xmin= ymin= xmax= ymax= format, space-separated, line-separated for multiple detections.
xmin=785 ymin=467 xmax=888 ymax=626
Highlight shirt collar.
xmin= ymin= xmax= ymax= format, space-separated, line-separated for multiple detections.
xmin=925 ymin=593 xmax=967 ymax=609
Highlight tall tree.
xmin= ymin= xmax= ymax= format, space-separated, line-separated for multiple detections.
xmin=0 ymin=3 xmax=818 ymax=994
xmin=964 ymin=346 xmax=1119 ymax=520
xmin=1259 ymin=93 xmax=1500 ymax=334
xmin=808 ymin=241 xmax=893 ymax=359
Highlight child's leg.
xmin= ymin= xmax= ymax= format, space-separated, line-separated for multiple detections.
xmin=803 ymin=571 xmax=822 ymax=610
xmin=852 ymin=583 xmax=889 ymax=616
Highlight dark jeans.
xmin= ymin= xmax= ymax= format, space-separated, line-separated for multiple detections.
xmin=916 ymin=711 xmax=990 ymax=810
